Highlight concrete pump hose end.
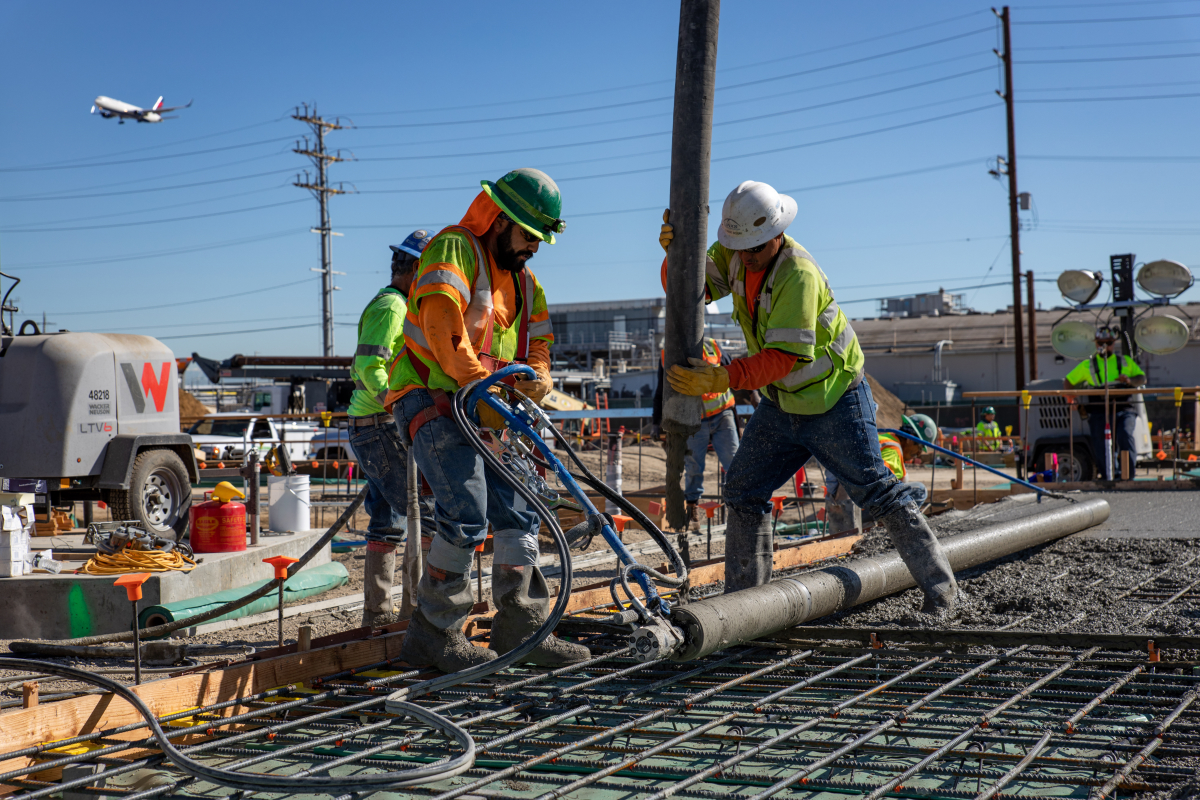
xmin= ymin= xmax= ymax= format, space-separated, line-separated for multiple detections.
xmin=670 ymin=498 xmax=1110 ymax=662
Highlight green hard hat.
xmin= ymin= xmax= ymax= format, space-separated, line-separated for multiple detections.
xmin=982 ymin=406 xmax=996 ymax=416
xmin=481 ymin=168 xmax=565 ymax=244
xmin=901 ymin=413 xmax=938 ymax=449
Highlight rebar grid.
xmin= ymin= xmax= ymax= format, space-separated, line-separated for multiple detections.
xmin=2 ymin=632 xmax=1198 ymax=800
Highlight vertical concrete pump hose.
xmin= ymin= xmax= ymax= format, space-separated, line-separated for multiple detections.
xmin=8 ymin=488 xmax=367 ymax=651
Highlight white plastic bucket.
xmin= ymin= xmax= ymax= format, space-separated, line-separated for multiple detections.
xmin=268 ymin=475 xmax=311 ymax=533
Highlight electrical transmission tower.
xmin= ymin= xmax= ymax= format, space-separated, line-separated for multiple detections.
xmin=293 ymin=103 xmax=354 ymax=356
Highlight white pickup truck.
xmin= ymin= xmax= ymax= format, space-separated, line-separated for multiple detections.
xmin=187 ymin=413 xmax=315 ymax=462
xmin=306 ymin=426 xmax=355 ymax=461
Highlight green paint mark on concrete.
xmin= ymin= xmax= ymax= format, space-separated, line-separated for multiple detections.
xmin=68 ymin=584 xmax=92 ymax=638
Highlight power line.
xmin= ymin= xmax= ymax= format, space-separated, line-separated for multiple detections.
xmin=1022 ymin=79 xmax=1200 ymax=92
xmin=0 ymin=136 xmax=294 ymax=173
xmin=1020 ymin=52 xmax=1200 ymax=63
xmin=0 ymin=168 xmax=295 ymax=202
xmin=1020 ymin=36 xmax=1200 ymax=50
xmin=2 ymin=185 xmax=286 ymax=228
xmin=1024 ymin=154 xmax=1200 ymax=161
xmin=154 ymin=322 xmax=319 ymax=341
xmin=54 ymin=278 xmax=318 ymax=316
xmin=10 ymin=229 xmax=305 ymax=271
xmin=0 ymin=199 xmax=306 ymax=233
xmin=1014 ymin=11 xmax=1200 ymax=23
xmin=1021 ymin=91 xmax=1200 ymax=102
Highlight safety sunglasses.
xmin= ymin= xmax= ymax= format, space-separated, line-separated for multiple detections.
xmin=739 ymin=240 xmax=771 ymax=254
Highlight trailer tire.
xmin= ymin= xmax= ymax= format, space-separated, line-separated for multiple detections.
xmin=107 ymin=449 xmax=191 ymax=540
xmin=1042 ymin=444 xmax=1094 ymax=482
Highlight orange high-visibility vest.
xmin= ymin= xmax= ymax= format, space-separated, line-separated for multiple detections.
xmin=663 ymin=338 xmax=735 ymax=419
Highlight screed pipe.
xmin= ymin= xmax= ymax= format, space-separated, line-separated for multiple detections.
xmin=671 ymin=498 xmax=1110 ymax=661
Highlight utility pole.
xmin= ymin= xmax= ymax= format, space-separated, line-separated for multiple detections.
xmin=663 ymin=0 xmax=720 ymax=533
xmin=293 ymin=104 xmax=353 ymax=357
xmin=1025 ymin=270 xmax=1038 ymax=380
xmin=994 ymin=6 xmax=1025 ymax=391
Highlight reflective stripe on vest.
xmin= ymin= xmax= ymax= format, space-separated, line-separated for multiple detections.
xmin=878 ymin=434 xmax=906 ymax=481
xmin=396 ymin=225 xmax=536 ymax=387
xmin=730 ymin=245 xmax=855 ymax=396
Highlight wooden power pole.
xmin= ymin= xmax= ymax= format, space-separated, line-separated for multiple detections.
xmin=995 ymin=6 xmax=1025 ymax=391
xmin=663 ymin=0 xmax=720 ymax=533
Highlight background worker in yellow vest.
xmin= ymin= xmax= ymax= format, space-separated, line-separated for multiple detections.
xmin=824 ymin=415 xmax=935 ymax=533
xmin=348 ymin=232 xmax=436 ymax=628
xmin=1063 ymin=326 xmax=1146 ymax=479
xmin=975 ymin=407 xmax=1001 ymax=451
xmin=652 ymin=337 xmax=739 ymax=529
xmin=661 ymin=181 xmax=958 ymax=615
xmin=384 ymin=168 xmax=589 ymax=673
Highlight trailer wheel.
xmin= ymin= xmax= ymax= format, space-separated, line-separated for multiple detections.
xmin=1043 ymin=445 xmax=1094 ymax=482
xmin=107 ymin=449 xmax=191 ymax=540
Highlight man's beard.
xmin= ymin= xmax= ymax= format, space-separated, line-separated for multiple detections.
xmin=495 ymin=234 xmax=534 ymax=272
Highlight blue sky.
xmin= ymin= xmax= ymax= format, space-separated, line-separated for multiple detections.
xmin=2 ymin=0 xmax=1197 ymax=361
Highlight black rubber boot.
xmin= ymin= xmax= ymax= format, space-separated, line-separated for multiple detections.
xmin=490 ymin=565 xmax=590 ymax=666
xmin=398 ymin=566 xmax=497 ymax=673
xmin=879 ymin=502 xmax=959 ymax=614
xmin=824 ymin=485 xmax=861 ymax=535
xmin=723 ymin=507 xmax=773 ymax=593
xmin=361 ymin=545 xmax=398 ymax=628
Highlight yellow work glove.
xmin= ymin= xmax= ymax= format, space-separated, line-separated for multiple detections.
xmin=515 ymin=371 xmax=553 ymax=404
xmin=659 ymin=209 xmax=673 ymax=253
xmin=475 ymin=396 xmax=507 ymax=430
xmin=666 ymin=357 xmax=729 ymax=397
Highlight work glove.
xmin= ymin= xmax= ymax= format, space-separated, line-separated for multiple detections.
xmin=666 ymin=357 xmax=730 ymax=397
xmin=475 ymin=392 xmax=507 ymax=430
xmin=659 ymin=209 xmax=673 ymax=253
xmin=515 ymin=371 xmax=553 ymax=404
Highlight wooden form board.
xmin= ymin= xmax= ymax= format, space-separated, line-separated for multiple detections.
xmin=0 ymin=532 xmax=860 ymax=779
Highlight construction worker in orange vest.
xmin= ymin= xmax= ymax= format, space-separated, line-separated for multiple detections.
xmin=653 ymin=337 xmax=738 ymax=529
xmin=384 ymin=169 xmax=590 ymax=673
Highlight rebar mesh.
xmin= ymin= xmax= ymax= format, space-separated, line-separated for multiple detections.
xmin=3 ymin=630 xmax=1197 ymax=800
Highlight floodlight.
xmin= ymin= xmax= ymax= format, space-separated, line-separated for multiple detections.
xmin=1056 ymin=270 xmax=1103 ymax=305
xmin=1134 ymin=314 xmax=1190 ymax=355
xmin=1136 ymin=260 xmax=1193 ymax=297
xmin=1050 ymin=320 xmax=1099 ymax=360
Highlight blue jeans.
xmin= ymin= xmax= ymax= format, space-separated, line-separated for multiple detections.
xmin=825 ymin=469 xmax=927 ymax=509
xmin=725 ymin=380 xmax=920 ymax=519
xmin=349 ymin=419 xmax=434 ymax=544
xmin=685 ymin=409 xmax=739 ymax=502
xmin=390 ymin=389 xmax=541 ymax=573
xmin=1088 ymin=405 xmax=1138 ymax=479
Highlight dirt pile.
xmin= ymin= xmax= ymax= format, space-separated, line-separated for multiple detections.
xmin=179 ymin=388 xmax=212 ymax=421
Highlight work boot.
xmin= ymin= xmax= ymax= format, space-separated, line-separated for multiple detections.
xmin=880 ymin=502 xmax=959 ymax=614
xmin=361 ymin=543 xmax=398 ymax=628
xmin=686 ymin=502 xmax=703 ymax=532
xmin=824 ymin=485 xmax=861 ymax=535
xmin=723 ymin=507 xmax=773 ymax=594
xmin=399 ymin=565 xmax=497 ymax=673
xmin=490 ymin=565 xmax=590 ymax=666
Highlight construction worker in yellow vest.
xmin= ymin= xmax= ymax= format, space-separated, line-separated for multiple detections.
xmin=383 ymin=168 xmax=589 ymax=673
xmin=975 ymin=407 xmax=1001 ymax=451
xmin=660 ymin=181 xmax=958 ymax=615
xmin=652 ymin=338 xmax=739 ymax=529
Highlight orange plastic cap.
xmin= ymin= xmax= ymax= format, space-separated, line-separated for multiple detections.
xmin=263 ymin=555 xmax=299 ymax=579
xmin=113 ymin=573 xmax=151 ymax=602
xmin=610 ymin=514 xmax=633 ymax=533
xmin=771 ymin=496 xmax=787 ymax=512
xmin=699 ymin=501 xmax=721 ymax=519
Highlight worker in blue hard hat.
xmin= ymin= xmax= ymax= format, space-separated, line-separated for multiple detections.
xmin=349 ymin=230 xmax=436 ymax=628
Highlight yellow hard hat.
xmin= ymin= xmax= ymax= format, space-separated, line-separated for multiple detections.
xmin=212 ymin=481 xmax=245 ymax=503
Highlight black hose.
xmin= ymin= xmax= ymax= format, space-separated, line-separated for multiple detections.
xmin=0 ymin=657 xmax=476 ymax=793
xmin=10 ymin=488 xmax=367 ymax=650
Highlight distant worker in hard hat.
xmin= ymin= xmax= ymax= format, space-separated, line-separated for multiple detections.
xmin=660 ymin=181 xmax=958 ymax=614
xmin=1063 ymin=325 xmax=1145 ymax=478
xmin=825 ymin=415 xmax=935 ymax=534
xmin=975 ymin=407 xmax=1001 ymax=451
xmin=651 ymin=337 xmax=739 ymax=529
xmin=385 ymin=169 xmax=589 ymax=672
xmin=348 ymin=231 xmax=436 ymax=628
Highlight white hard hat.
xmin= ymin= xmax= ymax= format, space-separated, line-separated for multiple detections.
xmin=717 ymin=180 xmax=797 ymax=250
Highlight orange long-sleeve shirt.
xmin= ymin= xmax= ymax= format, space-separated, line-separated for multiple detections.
xmin=659 ymin=255 xmax=796 ymax=391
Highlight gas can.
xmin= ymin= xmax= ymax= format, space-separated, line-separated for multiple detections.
xmin=189 ymin=481 xmax=246 ymax=553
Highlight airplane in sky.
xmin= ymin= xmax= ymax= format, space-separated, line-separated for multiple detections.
xmin=90 ymin=96 xmax=192 ymax=123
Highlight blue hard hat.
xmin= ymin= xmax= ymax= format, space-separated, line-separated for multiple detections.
xmin=390 ymin=229 xmax=433 ymax=259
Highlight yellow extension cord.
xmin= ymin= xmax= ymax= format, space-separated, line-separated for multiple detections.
xmin=81 ymin=548 xmax=197 ymax=575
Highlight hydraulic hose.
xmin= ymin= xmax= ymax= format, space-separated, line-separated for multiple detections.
xmin=0 ymin=657 xmax=475 ymax=793
xmin=9 ymin=488 xmax=366 ymax=651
